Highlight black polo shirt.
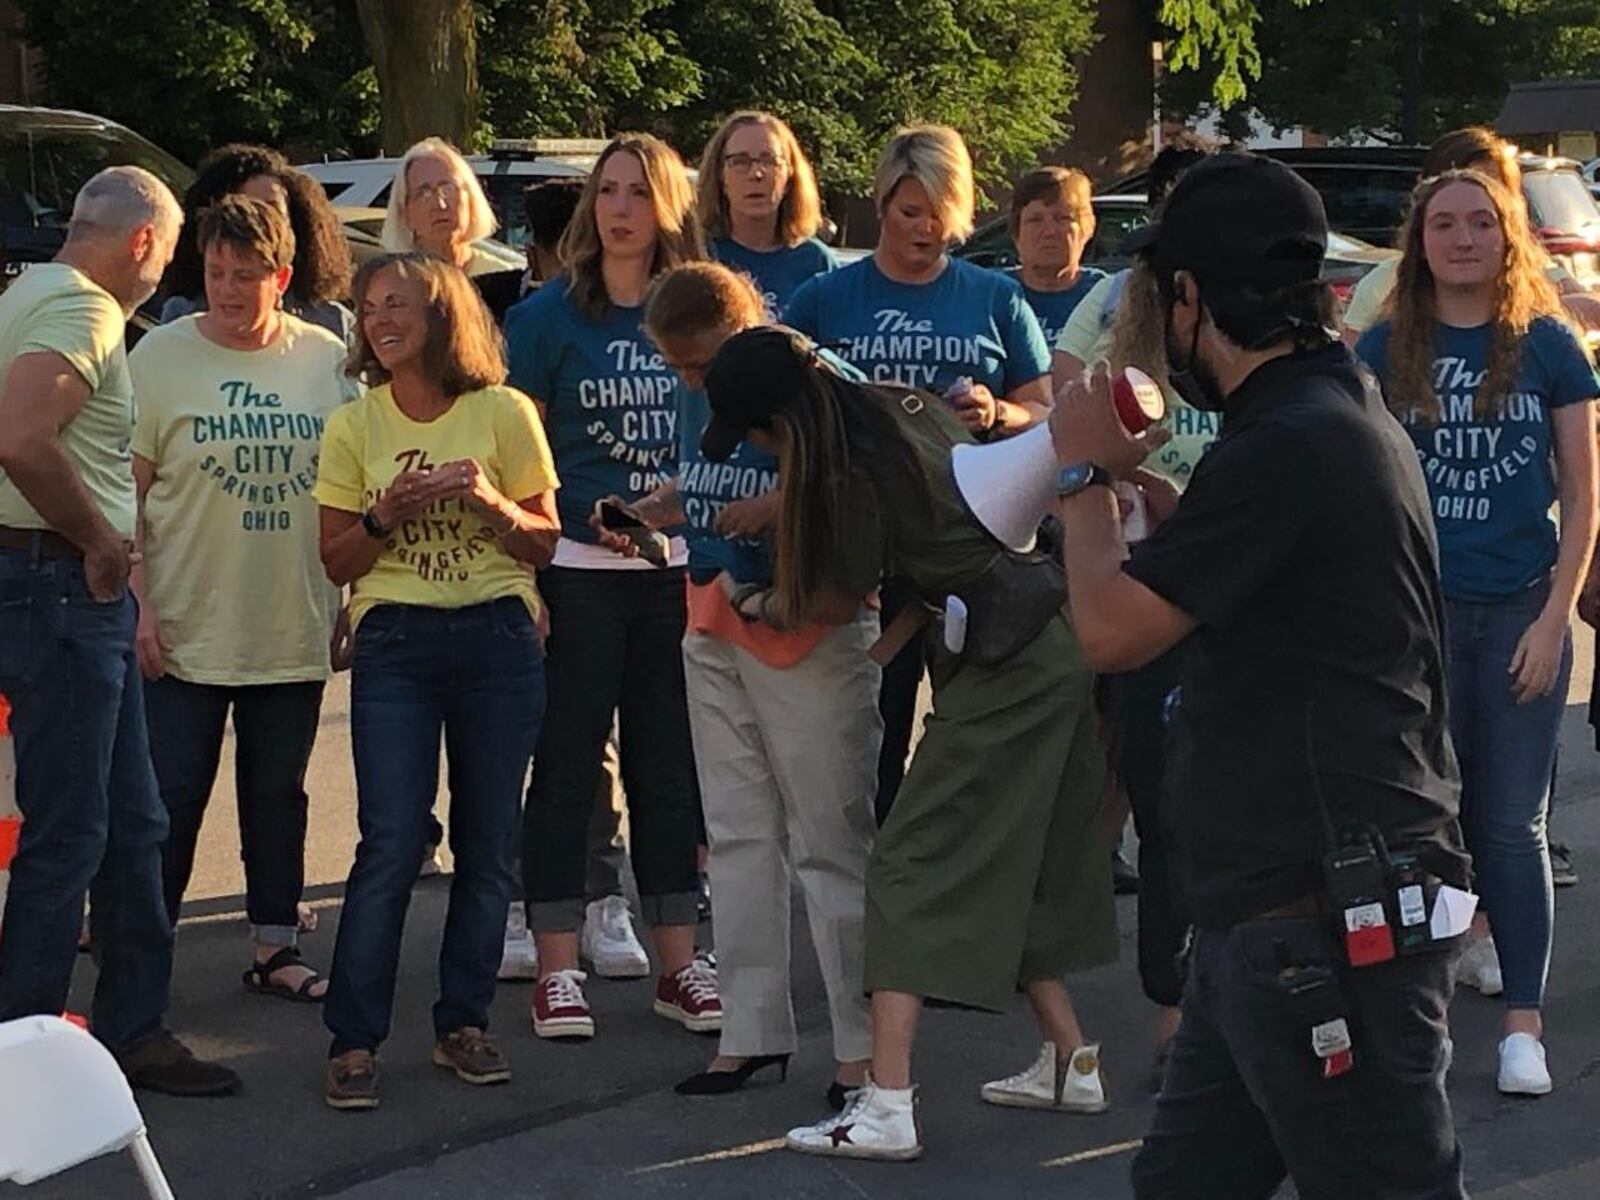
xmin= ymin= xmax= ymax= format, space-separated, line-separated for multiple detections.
xmin=1125 ymin=343 xmax=1470 ymax=929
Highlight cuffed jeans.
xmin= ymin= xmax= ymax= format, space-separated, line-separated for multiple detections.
xmin=1133 ymin=918 xmax=1464 ymax=1199
xmin=684 ymin=616 xmax=880 ymax=1062
xmin=522 ymin=567 xmax=699 ymax=932
xmin=1445 ymin=581 xmax=1569 ymax=1010
xmin=0 ymin=548 xmax=173 ymax=1052
xmin=144 ymin=675 xmax=324 ymax=944
xmin=324 ymin=598 xmax=543 ymax=1055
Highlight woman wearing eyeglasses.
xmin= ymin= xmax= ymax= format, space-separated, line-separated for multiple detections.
xmin=698 ymin=112 xmax=836 ymax=320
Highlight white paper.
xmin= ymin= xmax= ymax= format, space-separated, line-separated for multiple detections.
xmin=1429 ymin=885 xmax=1478 ymax=939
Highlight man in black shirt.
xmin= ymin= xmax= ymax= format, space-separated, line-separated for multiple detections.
xmin=1050 ymin=155 xmax=1470 ymax=1198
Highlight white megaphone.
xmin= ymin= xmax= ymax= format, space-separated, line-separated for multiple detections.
xmin=951 ymin=421 xmax=1058 ymax=553
xmin=951 ymin=366 xmax=1166 ymax=553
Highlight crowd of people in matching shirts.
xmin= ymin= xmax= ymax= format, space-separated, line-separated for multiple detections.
xmin=0 ymin=105 xmax=1595 ymax=1164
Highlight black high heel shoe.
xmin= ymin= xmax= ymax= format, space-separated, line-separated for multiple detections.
xmin=674 ymin=1053 xmax=790 ymax=1096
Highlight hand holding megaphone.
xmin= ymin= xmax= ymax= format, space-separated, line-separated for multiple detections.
xmin=1049 ymin=364 xmax=1172 ymax=478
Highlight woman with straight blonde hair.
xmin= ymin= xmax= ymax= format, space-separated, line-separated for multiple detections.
xmin=384 ymin=137 xmax=523 ymax=323
xmin=1356 ymin=168 xmax=1599 ymax=1098
xmin=504 ymin=134 xmax=720 ymax=1045
xmin=785 ymin=123 xmax=1052 ymax=824
xmin=697 ymin=111 xmax=835 ymax=317
xmin=315 ymin=252 xmax=561 ymax=1110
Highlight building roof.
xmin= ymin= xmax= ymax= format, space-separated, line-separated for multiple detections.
xmin=1496 ymin=80 xmax=1600 ymax=135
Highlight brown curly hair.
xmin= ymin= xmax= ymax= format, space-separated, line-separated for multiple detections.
xmin=1384 ymin=169 xmax=1563 ymax=424
xmin=347 ymin=253 xmax=505 ymax=397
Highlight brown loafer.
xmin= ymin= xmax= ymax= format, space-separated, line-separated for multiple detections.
xmin=325 ymin=1049 xmax=379 ymax=1110
xmin=433 ymin=1027 xmax=511 ymax=1085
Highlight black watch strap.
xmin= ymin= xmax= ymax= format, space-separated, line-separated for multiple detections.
xmin=361 ymin=507 xmax=391 ymax=539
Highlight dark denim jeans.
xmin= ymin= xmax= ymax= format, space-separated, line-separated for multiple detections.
xmin=0 ymin=547 xmax=173 ymax=1052
xmin=1445 ymin=581 xmax=1569 ymax=1010
xmin=522 ymin=566 xmax=699 ymax=931
xmin=144 ymin=675 xmax=325 ymax=943
xmin=324 ymin=598 xmax=544 ymax=1055
xmin=1133 ymin=918 xmax=1464 ymax=1199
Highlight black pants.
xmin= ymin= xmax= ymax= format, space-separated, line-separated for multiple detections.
xmin=1106 ymin=652 xmax=1187 ymax=1007
xmin=1132 ymin=917 xmax=1464 ymax=1200
xmin=873 ymin=581 xmax=924 ymax=826
xmin=143 ymin=675 xmax=324 ymax=940
xmin=521 ymin=566 xmax=700 ymax=931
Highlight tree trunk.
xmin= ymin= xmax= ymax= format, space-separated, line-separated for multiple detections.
xmin=355 ymin=0 xmax=478 ymax=154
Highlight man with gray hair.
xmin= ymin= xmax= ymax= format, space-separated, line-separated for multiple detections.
xmin=0 ymin=165 xmax=239 ymax=1095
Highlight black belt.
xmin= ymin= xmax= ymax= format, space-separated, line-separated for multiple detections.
xmin=0 ymin=525 xmax=82 ymax=559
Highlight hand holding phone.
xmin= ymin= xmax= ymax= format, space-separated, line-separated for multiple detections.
xmin=593 ymin=498 xmax=670 ymax=567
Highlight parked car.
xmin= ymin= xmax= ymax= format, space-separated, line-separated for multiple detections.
xmin=302 ymin=139 xmax=603 ymax=249
xmin=954 ymin=192 xmax=1395 ymax=309
xmin=0 ymin=104 xmax=193 ymax=334
xmin=1521 ymin=155 xmax=1600 ymax=290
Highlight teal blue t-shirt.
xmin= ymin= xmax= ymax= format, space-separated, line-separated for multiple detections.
xmin=676 ymin=349 xmax=863 ymax=585
xmin=504 ymin=278 xmax=679 ymax=543
xmin=712 ymin=236 xmax=837 ymax=319
xmin=1356 ymin=315 xmax=1599 ymax=601
xmin=1004 ymin=265 xmax=1108 ymax=347
xmin=784 ymin=255 xmax=1050 ymax=394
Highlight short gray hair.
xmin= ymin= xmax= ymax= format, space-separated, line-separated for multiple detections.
xmin=69 ymin=166 xmax=182 ymax=240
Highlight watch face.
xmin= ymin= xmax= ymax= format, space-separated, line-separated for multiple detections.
xmin=1056 ymin=463 xmax=1092 ymax=496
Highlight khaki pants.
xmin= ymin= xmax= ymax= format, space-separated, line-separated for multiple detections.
xmin=683 ymin=614 xmax=881 ymax=1061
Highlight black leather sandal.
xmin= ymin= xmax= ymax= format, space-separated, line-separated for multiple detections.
xmin=243 ymin=946 xmax=326 ymax=1003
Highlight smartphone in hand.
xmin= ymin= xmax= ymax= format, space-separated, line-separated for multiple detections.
xmin=596 ymin=499 xmax=670 ymax=567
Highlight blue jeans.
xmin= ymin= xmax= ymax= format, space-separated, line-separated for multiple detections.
xmin=1445 ymin=582 xmax=1570 ymax=1010
xmin=0 ymin=547 xmax=174 ymax=1052
xmin=324 ymin=598 xmax=544 ymax=1056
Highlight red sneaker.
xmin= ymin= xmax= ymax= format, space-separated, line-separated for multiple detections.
xmin=653 ymin=958 xmax=722 ymax=1033
xmin=531 ymin=969 xmax=594 ymax=1039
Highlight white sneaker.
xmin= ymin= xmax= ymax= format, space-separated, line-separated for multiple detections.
xmin=784 ymin=1078 xmax=923 ymax=1161
xmin=981 ymin=1042 xmax=1108 ymax=1113
xmin=1497 ymin=1032 xmax=1552 ymax=1096
xmin=1457 ymin=936 xmax=1504 ymax=996
xmin=498 ymin=902 xmax=539 ymax=981
xmin=582 ymin=896 xmax=650 ymax=978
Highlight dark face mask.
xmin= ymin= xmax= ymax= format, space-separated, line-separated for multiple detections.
xmin=1163 ymin=292 xmax=1228 ymax=413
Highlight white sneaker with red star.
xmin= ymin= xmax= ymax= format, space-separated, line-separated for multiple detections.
xmin=981 ymin=1042 xmax=1108 ymax=1113
xmin=784 ymin=1079 xmax=922 ymax=1161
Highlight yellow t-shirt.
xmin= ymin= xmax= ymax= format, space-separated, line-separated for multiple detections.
xmin=129 ymin=314 xmax=357 ymax=685
xmin=314 ymin=382 xmax=559 ymax=628
xmin=0 ymin=263 xmax=135 ymax=536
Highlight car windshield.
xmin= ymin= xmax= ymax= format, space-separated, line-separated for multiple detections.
xmin=0 ymin=114 xmax=193 ymax=233
xmin=1523 ymin=171 xmax=1600 ymax=233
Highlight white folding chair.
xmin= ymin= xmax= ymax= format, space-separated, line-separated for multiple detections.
xmin=0 ymin=1014 xmax=176 ymax=1197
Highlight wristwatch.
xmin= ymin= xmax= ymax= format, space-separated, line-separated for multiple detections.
xmin=361 ymin=507 xmax=392 ymax=539
xmin=1056 ymin=462 xmax=1115 ymax=498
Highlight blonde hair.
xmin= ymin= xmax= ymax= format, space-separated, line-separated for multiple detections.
xmin=559 ymin=133 xmax=705 ymax=320
xmin=1107 ymin=262 xmax=1170 ymax=383
xmin=643 ymin=262 xmax=768 ymax=346
xmin=381 ymin=138 xmax=498 ymax=253
xmin=347 ymin=252 xmax=505 ymax=396
xmin=1384 ymin=169 xmax=1563 ymax=424
xmin=873 ymin=125 xmax=975 ymax=244
xmin=697 ymin=112 xmax=825 ymax=246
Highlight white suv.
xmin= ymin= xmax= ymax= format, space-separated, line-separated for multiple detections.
xmin=300 ymin=139 xmax=604 ymax=248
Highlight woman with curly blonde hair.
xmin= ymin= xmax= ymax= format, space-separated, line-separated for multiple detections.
xmin=1356 ymin=167 xmax=1599 ymax=1098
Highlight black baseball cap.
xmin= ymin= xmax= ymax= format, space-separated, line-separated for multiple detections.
xmin=1127 ymin=153 xmax=1328 ymax=291
xmin=700 ymin=326 xmax=822 ymax=462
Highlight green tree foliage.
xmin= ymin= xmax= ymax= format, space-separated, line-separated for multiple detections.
xmin=1162 ymin=0 xmax=1600 ymax=143
xmin=17 ymin=0 xmax=377 ymax=163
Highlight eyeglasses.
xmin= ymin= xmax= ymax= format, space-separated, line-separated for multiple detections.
xmin=409 ymin=179 xmax=460 ymax=205
xmin=722 ymin=152 xmax=787 ymax=175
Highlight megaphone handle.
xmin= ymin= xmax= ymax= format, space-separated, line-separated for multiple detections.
xmin=868 ymin=605 xmax=931 ymax=667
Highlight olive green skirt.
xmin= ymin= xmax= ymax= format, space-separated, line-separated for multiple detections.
xmin=863 ymin=611 xmax=1117 ymax=1012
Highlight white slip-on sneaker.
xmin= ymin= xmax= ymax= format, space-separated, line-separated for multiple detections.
xmin=1497 ymin=1032 xmax=1552 ymax=1096
xmin=582 ymin=896 xmax=651 ymax=978
xmin=785 ymin=1078 xmax=923 ymax=1161
xmin=1457 ymin=936 xmax=1504 ymax=996
xmin=981 ymin=1043 xmax=1108 ymax=1113
xmin=498 ymin=901 xmax=539 ymax=981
